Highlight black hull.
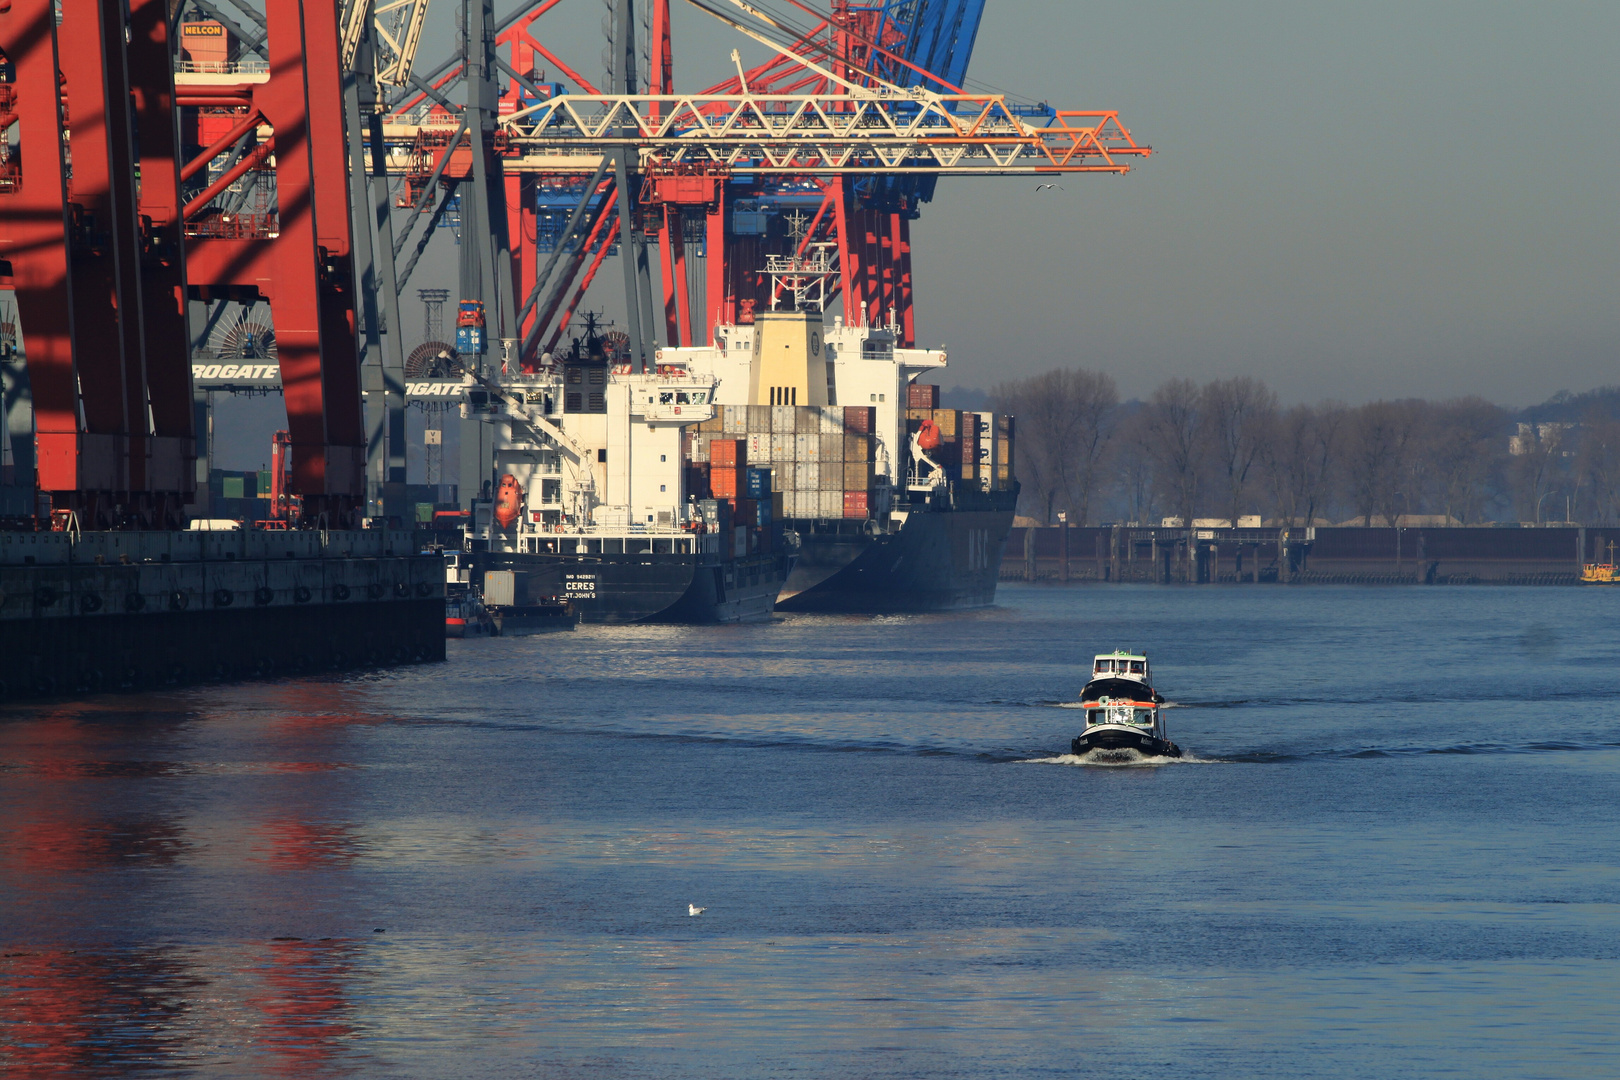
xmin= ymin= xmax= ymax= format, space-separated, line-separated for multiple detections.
xmin=474 ymin=549 xmax=792 ymax=624
xmin=776 ymin=505 xmax=1015 ymax=613
xmin=1071 ymin=728 xmax=1182 ymax=758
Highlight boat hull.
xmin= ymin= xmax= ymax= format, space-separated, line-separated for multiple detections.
xmin=776 ymin=505 xmax=1014 ymax=613
xmin=473 ymin=549 xmax=792 ymax=624
xmin=1071 ymin=725 xmax=1182 ymax=758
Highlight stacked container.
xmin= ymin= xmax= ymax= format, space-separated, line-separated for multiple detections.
xmin=691 ymin=404 xmax=879 ymax=520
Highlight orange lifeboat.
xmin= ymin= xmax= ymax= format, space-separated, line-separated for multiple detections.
xmin=493 ymin=473 xmax=525 ymax=530
xmin=916 ymin=418 xmax=941 ymax=452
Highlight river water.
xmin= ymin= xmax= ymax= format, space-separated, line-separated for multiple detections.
xmin=2 ymin=584 xmax=1617 ymax=1078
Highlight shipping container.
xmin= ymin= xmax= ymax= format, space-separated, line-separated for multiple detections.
xmin=771 ymin=405 xmax=796 ymax=433
xmin=931 ymin=409 xmax=960 ymax=437
xmin=796 ymin=433 xmax=817 ymax=461
xmin=711 ymin=466 xmax=739 ymax=499
xmin=843 ymin=433 xmax=870 ymax=462
xmin=771 ymin=490 xmax=784 ymax=520
xmin=906 ymin=407 xmax=932 ymax=423
xmin=792 ymin=462 xmax=814 ymax=490
xmin=771 ymin=432 xmax=793 ymax=463
xmin=722 ymin=404 xmax=746 ymax=434
xmin=793 ymin=407 xmax=817 ymax=434
xmin=818 ymin=406 xmax=843 ymax=434
xmin=843 ymin=490 xmax=868 ymax=518
xmin=820 ymin=432 xmax=843 ymax=463
xmin=819 ymin=490 xmax=843 ymax=517
xmin=843 ymin=460 xmax=872 ymax=491
xmin=842 ymin=405 xmax=875 ymax=434
xmin=746 ymin=432 xmax=769 ymax=461
xmin=748 ymin=404 xmax=771 ymax=432
xmin=907 ymin=382 xmax=939 ymax=409
xmin=698 ymin=414 xmax=723 ymax=433
xmin=733 ymin=497 xmax=757 ymax=526
xmin=710 ymin=438 xmax=745 ymax=468
xmin=745 ymin=467 xmax=771 ymax=499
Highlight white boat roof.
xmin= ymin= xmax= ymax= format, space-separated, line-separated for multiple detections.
xmin=1094 ymin=650 xmax=1147 ymax=662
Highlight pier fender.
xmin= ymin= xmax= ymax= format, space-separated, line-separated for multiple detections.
xmin=366 ymin=583 xmax=384 ymax=600
xmin=254 ymin=587 xmax=274 ymax=606
xmin=393 ymin=581 xmax=410 ymax=598
xmin=333 ymin=584 xmax=351 ymax=601
xmin=124 ymin=592 xmax=145 ymax=613
xmin=294 ymin=586 xmax=312 ymax=603
xmin=213 ymin=589 xmax=234 ymax=608
xmin=414 ymin=581 xmax=433 ymax=597
xmin=169 ymin=590 xmax=189 ymax=611
xmin=79 ymin=593 xmax=103 ymax=614
xmin=34 ymin=586 xmax=57 ymax=608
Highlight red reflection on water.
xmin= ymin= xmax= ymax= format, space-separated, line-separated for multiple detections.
xmin=249 ymin=938 xmax=362 ymax=1071
xmin=0 ymin=947 xmax=201 ymax=1075
xmin=251 ymin=818 xmax=361 ymax=870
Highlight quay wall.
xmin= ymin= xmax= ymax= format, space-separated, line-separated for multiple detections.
xmin=0 ymin=530 xmax=444 ymax=698
xmin=1001 ymin=526 xmax=1610 ymax=585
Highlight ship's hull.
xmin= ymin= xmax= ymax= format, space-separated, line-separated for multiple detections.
xmin=776 ymin=506 xmax=1014 ymax=613
xmin=1071 ymin=726 xmax=1182 ymax=758
xmin=474 ymin=549 xmax=792 ymax=624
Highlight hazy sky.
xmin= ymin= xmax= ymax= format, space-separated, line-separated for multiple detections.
xmin=399 ymin=0 xmax=1618 ymax=407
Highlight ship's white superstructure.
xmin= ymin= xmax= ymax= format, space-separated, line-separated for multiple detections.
xmin=462 ymin=364 xmax=718 ymax=551
xmin=657 ymin=314 xmax=944 ymax=493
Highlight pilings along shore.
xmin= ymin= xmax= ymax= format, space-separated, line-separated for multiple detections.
xmin=0 ymin=530 xmax=444 ymax=700
xmin=1006 ymin=525 xmax=1606 ymax=585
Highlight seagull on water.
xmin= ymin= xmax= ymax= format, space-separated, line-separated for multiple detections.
xmin=688 ymin=904 xmax=706 ymax=917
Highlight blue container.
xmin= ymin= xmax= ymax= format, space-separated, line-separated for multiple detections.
xmin=456 ymin=325 xmax=486 ymax=355
xmin=745 ymin=467 xmax=771 ymax=499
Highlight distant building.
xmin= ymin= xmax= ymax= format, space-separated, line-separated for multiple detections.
xmin=1509 ymin=421 xmax=1573 ymax=456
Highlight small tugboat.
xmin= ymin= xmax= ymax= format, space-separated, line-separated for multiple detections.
xmin=1070 ymin=650 xmax=1182 ymax=759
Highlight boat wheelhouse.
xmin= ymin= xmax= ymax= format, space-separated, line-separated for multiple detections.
xmin=1070 ymin=650 xmax=1182 ymax=759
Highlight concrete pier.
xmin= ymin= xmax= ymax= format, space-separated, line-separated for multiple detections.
xmin=1004 ymin=525 xmax=1602 ymax=585
xmin=0 ymin=530 xmax=444 ymax=698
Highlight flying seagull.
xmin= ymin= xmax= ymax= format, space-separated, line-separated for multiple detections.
xmin=1035 ymin=183 xmax=1065 ymax=192
xmin=688 ymin=904 xmax=706 ymax=917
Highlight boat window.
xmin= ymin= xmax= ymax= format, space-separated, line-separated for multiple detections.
xmin=660 ymin=392 xmax=675 ymax=404
xmin=676 ymin=392 xmax=690 ymax=404
xmin=1128 ymin=661 xmax=1146 ymax=674
xmin=1134 ymin=709 xmax=1154 ymax=726
xmin=1086 ymin=709 xmax=1100 ymax=726
xmin=1096 ymin=659 xmax=1114 ymax=673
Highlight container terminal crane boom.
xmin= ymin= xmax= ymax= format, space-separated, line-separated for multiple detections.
xmin=3 ymin=0 xmax=1147 ymax=524
xmin=376 ymin=0 xmax=1149 ymax=375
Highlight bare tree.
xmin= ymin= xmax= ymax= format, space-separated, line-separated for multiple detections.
xmin=1575 ymin=410 xmax=1620 ymax=526
xmin=1140 ymin=378 xmax=1203 ymax=528
xmin=1507 ymin=420 xmax=1572 ymax=523
xmin=1264 ymin=401 xmax=1345 ymax=526
xmin=1342 ymin=401 xmax=1420 ymax=526
xmin=1202 ymin=377 xmax=1277 ymax=526
xmin=991 ymin=369 xmax=1118 ymax=524
xmin=1424 ymin=397 xmax=1507 ymax=524
xmin=1110 ymin=406 xmax=1158 ymax=524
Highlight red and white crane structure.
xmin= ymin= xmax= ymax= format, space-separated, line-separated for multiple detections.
xmin=0 ymin=0 xmax=1146 ymax=525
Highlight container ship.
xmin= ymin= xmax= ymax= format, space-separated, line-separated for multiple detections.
xmin=460 ymin=320 xmax=792 ymax=624
xmin=663 ymin=309 xmax=1019 ymax=612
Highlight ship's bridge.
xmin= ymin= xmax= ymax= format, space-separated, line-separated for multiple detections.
xmin=626 ymin=375 xmax=717 ymax=423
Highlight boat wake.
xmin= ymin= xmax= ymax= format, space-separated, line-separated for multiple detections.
xmin=1020 ymin=748 xmax=1215 ymax=767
